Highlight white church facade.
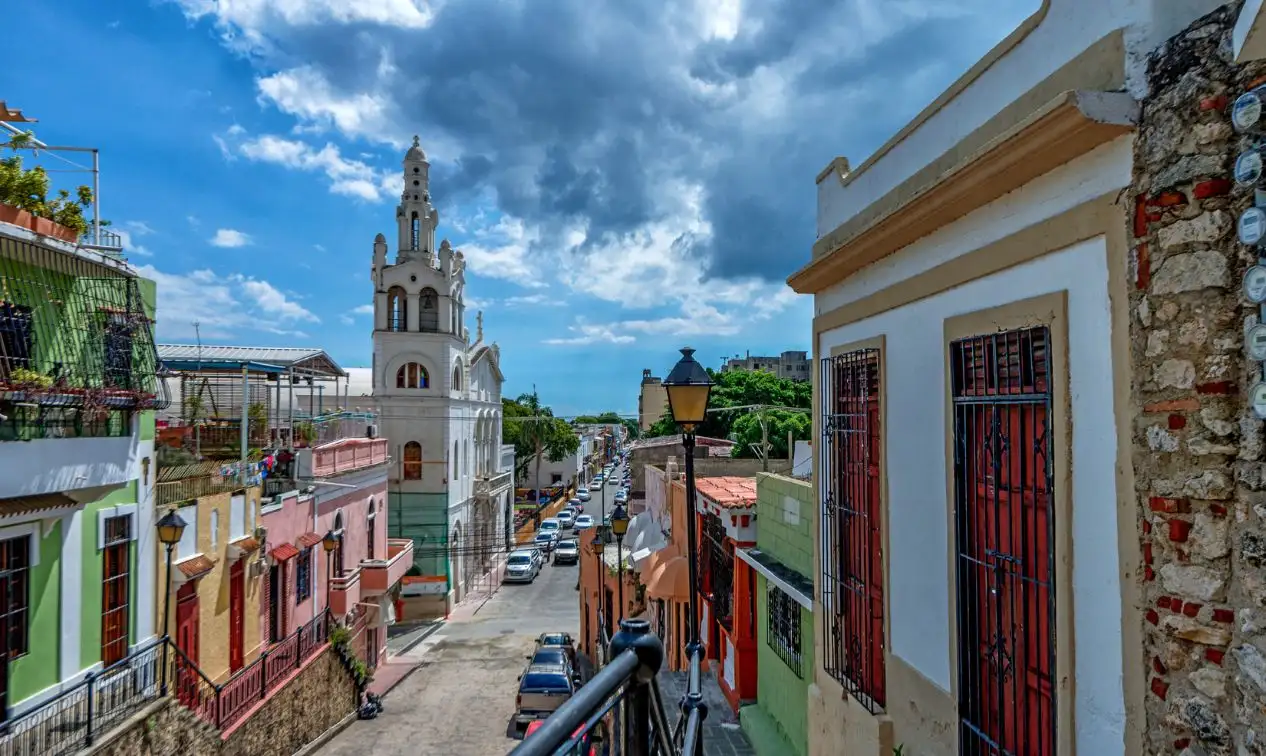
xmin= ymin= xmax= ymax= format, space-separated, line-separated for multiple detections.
xmin=371 ymin=137 xmax=513 ymax=617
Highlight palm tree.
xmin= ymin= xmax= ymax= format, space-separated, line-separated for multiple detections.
xmin=517 ymin=388 xmax=552 ymax=499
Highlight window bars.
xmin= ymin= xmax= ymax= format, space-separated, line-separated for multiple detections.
xmin=701 ymin=513 xmax=734 ymax=632
xmin=0 ymin=534 xmax=31 ymax=660
xmin=767 ymin=584 xmax=802 ymax=677
xmin=101 ymin=516 xmax=132 ymax=666
xmin=0 ymin=236 xmax=168 ymax=412
xmin=950 ymin=327 xmax=1056 ymax=756
xmin=819 ymin=348 xmax=886 ymax=713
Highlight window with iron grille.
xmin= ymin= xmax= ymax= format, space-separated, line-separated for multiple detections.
xmin=295 ymin=548 xmax=312 ymax=603
xmin=0 ymin=303 xmax=33 ymax=381
xmin=950 ymin=326 xmax=1056 ymax=755
xmin=701 ymin=513 xmax=733 ymax=632
xmin=101 ymin=516 xmax=132 ymax=665
xmin=819 ymin=348 xmax=885 ymax=712
xmin=767 ymin=584 xmax=802 ymax=677
xmin=102 ymin=313 xmax=136 ymax=390
xmin=0 ymin=535 xmax=31 ymax=660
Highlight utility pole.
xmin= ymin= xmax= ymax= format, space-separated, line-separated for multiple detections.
xmin=760 ymin=414 xmax=770 ymax=473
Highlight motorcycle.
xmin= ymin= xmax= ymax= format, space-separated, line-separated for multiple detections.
xmin=358 ymin=691 xmax=385 ymax=720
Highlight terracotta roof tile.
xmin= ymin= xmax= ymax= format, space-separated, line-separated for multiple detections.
xmin=230 ymin=536 xmax=260 ymax=553
xmin=270 ymin=543 xmax=300 ymax=562
xmin=296 ymin=532 xmax=322 ymax=549
xmin=695 ymin=476 xmax=757 ymax=508
xmin=175 ymin=554 xmax=215 ymax=580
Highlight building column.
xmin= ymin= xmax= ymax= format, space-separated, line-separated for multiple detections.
xmin=59 ymin=511 xmax=83 ymax=681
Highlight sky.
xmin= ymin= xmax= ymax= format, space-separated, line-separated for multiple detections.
xmin=3 ymin=0 xmax=1038 ymax=416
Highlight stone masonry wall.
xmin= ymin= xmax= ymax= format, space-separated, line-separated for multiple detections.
xmin=91 ymin=646 xmax=356 ymax=756
xmin=1131 ymin=2 xmax=1266 ymax=753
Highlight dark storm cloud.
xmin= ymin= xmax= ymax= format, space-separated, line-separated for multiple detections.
xmin=249 ymin=0 xmax=1039 ymax=281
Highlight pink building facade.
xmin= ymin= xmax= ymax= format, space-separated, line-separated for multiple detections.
xmin=259 ymin=437 xmax=410 ymax=670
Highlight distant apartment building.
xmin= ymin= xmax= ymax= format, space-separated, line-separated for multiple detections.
xmin=638 ymin=369 xmax=668 ymax=431
xmin=721 ymin=351 xmax=810 ymax=382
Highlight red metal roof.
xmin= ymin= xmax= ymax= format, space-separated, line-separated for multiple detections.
xmin=296 ymin=532 xmax=323 ymax=549
xmin=695 ymin=476 xmax=757 ymax=508
xmin=270 ymin=543 xmax=300 ymax=562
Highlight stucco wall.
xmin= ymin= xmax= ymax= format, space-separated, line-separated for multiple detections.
xmin=754 ymin=474 xmax=813 ymax=578
xmin=8 ymin=519 xmax=61 ymax=708
xmin=743 ymin=573 xmax=814 ymax=756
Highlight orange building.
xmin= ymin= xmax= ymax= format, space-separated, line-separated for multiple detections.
xmin=692 ymin=476 xmax=759 ymax=712
xmin=578 ymin=535 xmax=641 ymax=661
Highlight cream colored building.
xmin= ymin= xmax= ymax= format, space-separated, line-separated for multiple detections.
xmin=638 ymin=369 xmax=668 ymax=431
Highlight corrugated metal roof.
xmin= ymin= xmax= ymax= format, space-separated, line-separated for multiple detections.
xmin=157 ymin=345 xmax=346 ymax=377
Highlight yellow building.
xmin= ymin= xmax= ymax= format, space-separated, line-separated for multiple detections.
xmin=638 ymin=369 xmax=668 ymax=431
xmin=156 ymin=478 xmax=265 ymax=683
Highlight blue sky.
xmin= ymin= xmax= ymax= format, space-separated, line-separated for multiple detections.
xmin=4 ymin=0 xmax=1036 ymax=416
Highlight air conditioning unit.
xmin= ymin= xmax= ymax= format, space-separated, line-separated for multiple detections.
xmin=366 ymin=424 xmax=378 ymax=439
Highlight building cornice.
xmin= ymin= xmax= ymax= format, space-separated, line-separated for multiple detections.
xmin=789 ymin=90 xmax=1137 ymax=295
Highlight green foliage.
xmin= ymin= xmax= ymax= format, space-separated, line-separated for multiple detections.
xmin=328 ymin=623 xmax=374 ymax=689
xmin=572 ymin=411 xmax=639 ymax=439
xmin=247 ymin=402 xmax=268 ymax=427
xmin=295 ymin=421 xmax=317 ymax=446
xmin=0 ymin=133 xmax=99 ymax=235
xmin=10 ymin=367 xmax=52 ymax=389
xmin=502 ymin=392 xmax=580 ymax=487
xmin=643 ymin=369 xmax=812 ymax=458
xmin=329 ymin=624 xmax=352 ymax=647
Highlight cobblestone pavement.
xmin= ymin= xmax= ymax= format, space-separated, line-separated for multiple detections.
xmin=316 ymin=548 xmax=581 ymax=756
xmin=658 ymin=669 xmax=756 ymax=756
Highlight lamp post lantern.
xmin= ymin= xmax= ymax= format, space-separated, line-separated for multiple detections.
xmin=610 ymin=504 xmax=629 ymax=623
xmin=322 ymin=530 xmax=340 ymax=619
xmin=155 ymin=509 xmax=187 ymax=695
xmin=591 ymin=533 xmax=606 ymax=660
xmin=663 ymin=347 xmax=714 ymax=755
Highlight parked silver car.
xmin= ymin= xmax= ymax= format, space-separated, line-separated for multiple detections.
xmin=503 ymin=550 xmax=541 ymax=583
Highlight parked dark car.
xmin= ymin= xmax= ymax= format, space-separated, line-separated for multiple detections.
xmin=535 ymin=632 xmax=579 ymax=671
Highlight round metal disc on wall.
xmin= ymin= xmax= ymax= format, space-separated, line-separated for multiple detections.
xmin=1241 ymin=207 xmax=1266 ymax=246
xmin=1252 ymin=382 xmax=1266 ymax=420
xmin=1246 ymin=265 xmax=1266 ymax=303
xmin=1235 ymin=90 xmax=1264 ymax=132
xmin=1249 ymin=324 xmax=1266 ymax=360
xmin=1238 ymin=150 xmax=1265 ymax=186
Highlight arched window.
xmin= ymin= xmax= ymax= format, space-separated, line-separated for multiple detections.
xmin=452 ymin=365 xmax=462 ymax=393
xmin=419 ymin=288 xmax=439 ymax=332
xmin=453 ymin=440 xmax=459 ymax=479
xmin=396 ymin=362 xmax=429 ymax=389
xmin=411 ymin=211 xmax=421 ymax=250
xmin=210 ymin=510 xmax=219 ymax=549
xmin=387 ymin=287 xmax=407 ymax=331
xmin=331 ymin=510 xmax=345 ymax=577
xmin=403 ymin=441 xmax=422 ymax=480
xmin=464 ymin=440 xmax=471 ymax=477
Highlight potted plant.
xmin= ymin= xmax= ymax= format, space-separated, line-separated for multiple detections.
xmin=0 ymin=132 xmax=99 ymax=242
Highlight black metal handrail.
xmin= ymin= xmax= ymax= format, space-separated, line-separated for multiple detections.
xmin=0 ymin=635 xmax=166 ymax=756
xmin=511 ymin=619 xmax=668 ymax=756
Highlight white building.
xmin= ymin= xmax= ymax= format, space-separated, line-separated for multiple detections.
xmin=371 ymin=136 xmax=512 ymax=611
xmin=786 ymin=2 xmax=1249 ymax=755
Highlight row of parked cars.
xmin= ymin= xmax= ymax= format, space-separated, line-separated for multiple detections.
xmin=517 ymin=632 xmax=598 ymax=753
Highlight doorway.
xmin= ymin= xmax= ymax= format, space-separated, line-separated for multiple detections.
xmin=174 ymin=583 xmax=200 ymax=707
xmin=229 ymin=561 xmax=245 ymax=672
xmin=268 ymin=565 xmax=282 ymax=642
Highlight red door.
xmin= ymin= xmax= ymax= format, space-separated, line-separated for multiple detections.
xmin=229 ymin=561 xmax=245 ymax=672
xmin=174 ymin=584 xmax=200 ymax=707
xmin=952 ymin=328 xmax=1055 ymax=756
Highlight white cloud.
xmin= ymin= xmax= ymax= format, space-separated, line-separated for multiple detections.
xmin=114 ymin=220 xmax=155 ymax=257
xmin=339 ymin=303 xmax=374 ymax=325
xmin=217 ymin=127 xmax=399 ymax=201
xmin=172 ymin=0 xmax=438 ymax=40
xmin=503 ymin=294 xmax=563 ymax=308
xmin=542 ymin=322 xmax=636 ymax=346
xmin=210 ymin=228 xmax=252 ymax=247
xmin=257 ymin=65 xmax=399 ymax=146
xmin=135 ymin=264 xmax=318 ymax=340
xmin=460 ymin=216 xmax=545 ymax=286
xmin=313 ymin=243 xmax=326 ymax=252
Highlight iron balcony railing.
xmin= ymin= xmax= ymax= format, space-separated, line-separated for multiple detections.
xmin=0 ymin=636 xmax=165 ymax=756
xmin=154 ymin=460 xmax=262 ymax=507
xmin=509 ymin=618 xmax=709 ymax=756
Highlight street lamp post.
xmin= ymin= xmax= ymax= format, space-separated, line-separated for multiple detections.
xmin=590 ymin=533 xmax=606 ymax=661
xmin=155 ymin=510 xmax=187 ymax=696
xmin=611 ymin=504 xmax=630 ymax=623
xmin=662 ymin=346 xmax=714 ymax=755
xmin=322 ymin=530 xmax=340 ymax=620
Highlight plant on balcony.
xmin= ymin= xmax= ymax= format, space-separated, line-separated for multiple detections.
xmin=0 ymin=132 xmax=102 ymax=241
xmin=329 ymin=623 xmax=374 ymax=690
xmin=8 ymin=367 xmax=52 ymax=392
xmin=295 ymin=421 xmax=316 ymax=448
xmin=247 ymin=402 xmax=268 ymax=429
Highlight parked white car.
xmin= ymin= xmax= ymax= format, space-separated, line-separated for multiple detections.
xmin=573 ymin=515 xmax=595 ymax=530
xmin=504 ymin=550 xmax=541 ymax=583
xmin=577 ymin=487 xmax=591 ymax=502
xmin=539 ymin=518 xmax=561 ymax=535
xmin=557 ymin=510 xmax=575 ymax=528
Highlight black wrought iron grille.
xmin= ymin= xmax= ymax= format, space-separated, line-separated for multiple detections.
xmin=819 ymin=348 xmax=885 ymax=712
xmin=0 ymin=236 xmax=168 ymax=410
xmin=701 ymin=513 xmax=733 ymax=632
xmin=950 ymin=327 xmax=1056 ymax=756
xmin=766 ymin=584 xmax=802 ymax=677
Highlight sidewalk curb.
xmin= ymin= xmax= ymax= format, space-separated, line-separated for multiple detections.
xmin=294 ymin=710 xmax=358 ymax=756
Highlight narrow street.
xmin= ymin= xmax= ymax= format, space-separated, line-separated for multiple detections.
xmin=316 ymin=540 xmax=581 ymax=756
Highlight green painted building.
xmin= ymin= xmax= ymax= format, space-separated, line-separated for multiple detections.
xmin=738 ymin=472 xmax=815 ymax=756
xmin=0 ymin=227 xmax=164 ymax=729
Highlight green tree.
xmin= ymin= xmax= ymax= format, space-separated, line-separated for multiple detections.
xmin=573 ymin=411 xmax=639 ymax=440
xmin=643 ymin=368 xmax=812 ymax=456
xmin=503 ymin=391 xmax=581 ymax=492
xmin=731 ymin=409 xmax=811 ymax=460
